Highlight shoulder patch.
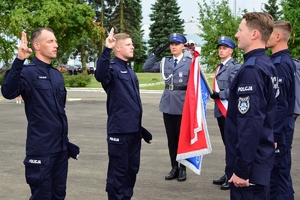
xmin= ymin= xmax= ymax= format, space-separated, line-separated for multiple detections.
xmin=238 ymin=96 xmax=250 ymax=114
xmin=24 ymin=63 xmax=35 ymax=67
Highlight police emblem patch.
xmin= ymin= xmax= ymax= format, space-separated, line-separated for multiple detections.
xmin=238 ymin=96 xmax=250 ymax=114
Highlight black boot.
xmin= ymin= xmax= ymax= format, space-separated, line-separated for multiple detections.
xmin=165 ymin=166 xmax=179 ymax=180
xmin=220 ymin=179 xmax=230 ymax=190
xmin=213 ymin=174 xmax=227 ymax=185
xmin=178 ymin=166 xmax=186 ymax=182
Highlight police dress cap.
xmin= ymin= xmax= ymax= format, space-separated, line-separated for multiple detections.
xmin=217 ymin=36 xmax=235 ymax=49
xmin=169 ymin=33 xmax=187 ymax=44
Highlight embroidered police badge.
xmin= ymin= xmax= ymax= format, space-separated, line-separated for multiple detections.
xmin=238 ymin=96 xmax=250 ymax=114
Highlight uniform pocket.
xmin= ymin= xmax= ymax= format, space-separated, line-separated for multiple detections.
xmin=117 ymin=72 xmax=130 ymax=81
xmin=107 ymin=135 xmax=126 ymax=158
xmin=56 ymin=84 xmax=67 ymax=106
xmin=23 ymin=156 xmax=50 ymax=186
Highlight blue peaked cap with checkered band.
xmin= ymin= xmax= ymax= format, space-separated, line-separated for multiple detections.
xmin=168 ymin=33 xmax=187 ymax=44
xmin=217 ymin=36 xmax=236 ymax=49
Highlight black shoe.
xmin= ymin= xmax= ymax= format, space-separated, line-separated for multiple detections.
xmin=220 ymin=181 xmax=230 ymax=190
xmin=178 ymin=166 xmax=186 ymax=182
xmin=165 ymin=166 xmax=179 ymax=180
xmin=213 ymin=174 xmax=227 ymax=185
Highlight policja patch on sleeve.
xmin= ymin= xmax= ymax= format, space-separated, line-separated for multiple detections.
xmin=238 ymin=96 xmax=250 ymax=114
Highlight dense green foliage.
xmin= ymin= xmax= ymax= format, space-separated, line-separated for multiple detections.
xmin=0 ymin=0 xmax=105 ymax=66
xmin=281 ymin=0 xmax=300 ymax=60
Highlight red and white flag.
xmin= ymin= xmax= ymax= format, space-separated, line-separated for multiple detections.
xmin=176 ymin=49 xmax=212 ymax=175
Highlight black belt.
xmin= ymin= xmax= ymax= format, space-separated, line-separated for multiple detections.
xmin=165 ymin=85 xmax=187 ymax=90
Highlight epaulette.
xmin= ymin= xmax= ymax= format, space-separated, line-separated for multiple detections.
xmin=243 ymin=57 xmax=256 ymax=68
xmin=230 ymin=60 xmax=238 ymax=65
xmin=292 ymin=58 xmax=300 ymax=63
xmin=165 ymin=56 xmax=173 ymax=62
xmin=292 ymin=58 xmax=300 ymax=69
xmin=273 ymin=56 xmax=282 ymax=64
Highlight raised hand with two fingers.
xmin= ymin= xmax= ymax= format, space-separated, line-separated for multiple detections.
xmin=17 ymin=32 xmax=33 ymax=60
xmin=105 ymin=28 xmax=116 ymax=49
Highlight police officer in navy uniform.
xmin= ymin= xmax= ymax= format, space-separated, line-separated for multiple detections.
xmin=225 ymin=12 xmax=277 ymax=199
xmin=266 ymin=20 xmax=296 ymax=200
xmin=143 ymin=33 xmax=191 ymax=182
xmin=211 ymin=36 xmax=240 ymax=190
xmin=95 ymin=28 xmax=152 ymax=200
xmin=1 ymin=28 xmax=71 ymax=199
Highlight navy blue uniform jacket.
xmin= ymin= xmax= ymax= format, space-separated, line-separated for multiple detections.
xmin=1 ymin=57 xmax=68 ymax=156
xmin=95 ymin=47 xmax=142 ymax=134
xmin=270 ymin=50 xmax=295 ymax=146
xmin=225 ymin=49 xmax=277 ymax=186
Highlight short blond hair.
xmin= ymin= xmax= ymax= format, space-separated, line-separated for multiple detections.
xmin=114 ymin=33 xmax=131 ymax=41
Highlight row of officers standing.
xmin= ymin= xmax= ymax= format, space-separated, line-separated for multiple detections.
xmin=2 ymin=12 xmax=299 ymax=200
xmin=142 ymin=14 xmax=299 ymax=200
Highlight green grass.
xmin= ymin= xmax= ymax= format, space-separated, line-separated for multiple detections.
xmin=87 ymin=73 xmax=163 ymax=89
xmin=86 ymin=72 xmax=214 ymax=90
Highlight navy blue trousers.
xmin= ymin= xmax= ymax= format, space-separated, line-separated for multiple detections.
xmin=230 ymin=183 xmax=269 ymax=200
xmin=270 ymin=147 xmax=294 ymax=200
xmin=106 ymin=133 xmax=141 ymax=200
xmin=23 ymin=151 xmax=68 ymax=200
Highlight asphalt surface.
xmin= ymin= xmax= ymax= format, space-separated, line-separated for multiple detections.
xmin=0 ymin=88 xmax=299 ymax=200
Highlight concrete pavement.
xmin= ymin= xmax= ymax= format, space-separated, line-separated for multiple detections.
xmin=0 ymin=89 xmax=299 ymax=200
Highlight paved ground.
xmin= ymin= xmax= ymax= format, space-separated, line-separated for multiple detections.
xmin=0 ymin=88 xmax=299 ymax=200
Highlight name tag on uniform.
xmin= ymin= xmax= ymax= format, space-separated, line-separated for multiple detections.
xmin=38 ymin=76 xmax=47 ymax=79
xmin=120 ymin=70 xmax=128 ymax=74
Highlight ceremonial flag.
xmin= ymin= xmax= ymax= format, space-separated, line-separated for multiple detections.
xmin=176 ymin=49 xmax=212 ymax=175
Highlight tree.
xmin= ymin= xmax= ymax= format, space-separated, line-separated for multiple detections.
xmin=281 ymin=0 xmax=300 ymax=60
xmin=198 ymin=0 xmax=244 ymax=72
xmin=262 ymin=0 xmax=282 ymax=21
xmin=0 ymin=1 xmax=18 ymax=65
xmin=123 ymin=0 xmax=147 ymax=72
xmin=2 ymin=0 xmax=105 ymax=66
xmin=87 ymin=0 xmax=147 ymax=71
xmin=148 ymin=0 xmax=185 ymax=60
xmin=0 ymin=33 xmax=17 ymax=67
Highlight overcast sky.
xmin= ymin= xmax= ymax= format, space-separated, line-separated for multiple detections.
xmin=141 ymin=0 xmax=269 ymax=24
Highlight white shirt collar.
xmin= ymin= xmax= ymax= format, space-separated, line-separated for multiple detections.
xmin=173 ymin=53 xmax=183 ymax=62
xmin=221 ymin=57 xmax=232 ymax=65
